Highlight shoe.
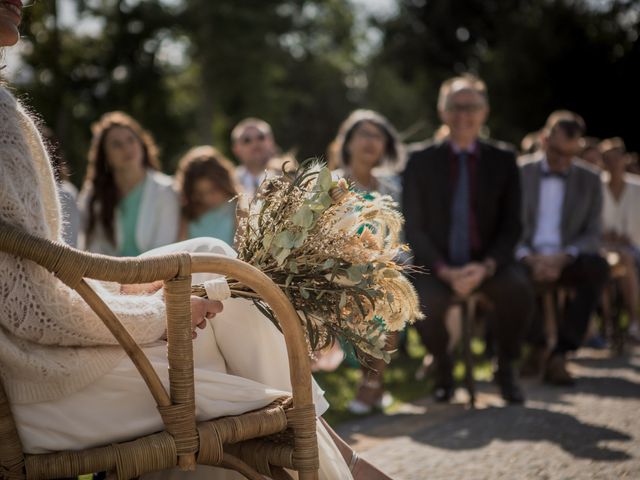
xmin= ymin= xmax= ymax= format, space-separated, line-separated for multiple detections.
xmin=494 ymin=361 xmax=525 ymax=404
xmin=347 ymin=398 xmax=373 ymax=415
xmin=431 ymin=355 xmax=454 ymax=403
xmin=433 ymin=385 xmax=454 ymax=403
xmin=520 ymin=346 xmax=547 ymax=378
xmin=347 ymin=380 xmax=392 ymax=414
xmin=544 ymin=354 xmax=576 ymax=386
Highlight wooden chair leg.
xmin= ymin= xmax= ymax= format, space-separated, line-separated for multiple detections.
xmin=461 ymin=297 xmax=476 ymax=408
xmin=542 ymin=291 xmax=557 ymax=351
xmin=601 ymin=286 xmax=614 ymax=342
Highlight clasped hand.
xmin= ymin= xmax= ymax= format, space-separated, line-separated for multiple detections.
xmin=524 ymin=253 xmax=570 ymax=283
xmin=121 ymin=281 xmax=224 ymax=339
xmin=438 ymin=262 xmax=488 ymax=298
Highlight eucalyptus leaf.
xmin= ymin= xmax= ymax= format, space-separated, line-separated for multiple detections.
xmin=261 ymin=233 xmax=274 ymax=250
xmin=317 ymin=168 xmax=333 ymax=191
xmin=292 ymin=230 xmax=308 ymax=248
xmin=318 ymin=192 xmax=332 ymax=208
xmin=273 ymin=230 xmax=295 ymax=249
xmin=318 ymin=259 xmax=334 ymax=272
xmin=346 ymin=265 xmax=364 ymax=283
xmin=291 ymin=206 xmax=314 ymax=229
xmin=273 ymin=248 xmax=291 ymax=266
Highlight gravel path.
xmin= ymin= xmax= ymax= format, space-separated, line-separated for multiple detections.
xmin=338 ymin=347 xmax=640 ymax=479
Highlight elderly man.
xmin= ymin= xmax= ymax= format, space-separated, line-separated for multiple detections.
xmin=518 ymin=111 xmax=609 ymax=385
xmin=231 ymin=117 xmax=278 ymax=200
xmin=403 ymin=74 xmax=533 ymax=404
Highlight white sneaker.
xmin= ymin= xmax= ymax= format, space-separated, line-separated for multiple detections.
xmin=347 ymin=399 xmax=373 ymax=415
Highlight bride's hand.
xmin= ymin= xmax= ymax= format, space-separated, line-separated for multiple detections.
xmin=189 ymin=296 xmax=224 ymax=339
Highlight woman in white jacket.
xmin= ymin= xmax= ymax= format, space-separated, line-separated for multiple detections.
xmin=78 ymin=111 xmax=180 ymax=256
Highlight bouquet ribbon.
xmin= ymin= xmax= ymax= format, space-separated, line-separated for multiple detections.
xmin=203 ymin=278 xmax=231 ymax=301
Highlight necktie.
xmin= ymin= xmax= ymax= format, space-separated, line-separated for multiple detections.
xmin=449 ymin=152 xmax=470 ymax=266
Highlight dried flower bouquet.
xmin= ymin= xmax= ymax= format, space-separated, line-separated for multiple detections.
xmin=192 ymin=162 xmax=423 ymax=362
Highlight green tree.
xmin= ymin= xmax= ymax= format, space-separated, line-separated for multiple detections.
xmin=368 ymin=0 xmax=640 ymax=151
xmin=181 ymin=0 xmax=360 ymax=161
xmin=18 ymin=0 xmax=192 ymax=183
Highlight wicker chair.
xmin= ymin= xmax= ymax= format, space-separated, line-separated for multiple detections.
xmin=0 ymin=219 xmax=319 ymax=480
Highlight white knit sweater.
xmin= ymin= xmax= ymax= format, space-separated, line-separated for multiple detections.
xmin=0 ymin=86 xmax=167 ymax=404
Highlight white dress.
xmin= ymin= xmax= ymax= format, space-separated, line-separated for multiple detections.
xmin=13 ymin=237 xmax=352 ymax=480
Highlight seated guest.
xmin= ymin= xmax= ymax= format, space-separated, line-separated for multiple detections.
xmin=520 ymin=130 xmax=542 ymax=156
xmin=329 ymin=109 xmax=405 ymax=414
xmin=175 ymin=146 xmax=238 ymax=246
xmin=581 ymin=137 xmax=604 ymax=170
xmin=600 ymin=137 xmax=640 ymax=341
xmin=330 ymin=109 xmax=403 ymax=200
xmin=231 ymin=117 xmax=279 ymax=201
xmin=77 ymin=112 xmax=179 ymax=256
xmin=518 ymin=111 xmax=609 ymax=385
xmin=628 ymin=152 xmax=640 ymax=176
xmin=403 ymin=74 xmax=534 ymax=404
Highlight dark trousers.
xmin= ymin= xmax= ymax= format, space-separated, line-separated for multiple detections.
xmin=526 ymin=253 xmax=610 ymax=354
xmin=412 ymin=263 xmax=534 ymax=381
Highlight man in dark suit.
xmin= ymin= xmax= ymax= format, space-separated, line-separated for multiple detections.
xmin=518 ymin=111 xmax=609 ymax=385
xmin=402 ymin=75 xmax=534 ymax=404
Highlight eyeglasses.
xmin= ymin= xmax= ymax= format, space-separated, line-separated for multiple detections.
xmin=445 ymin=103 xmax=486 ymax=114
xmin=238 ymin=133 xmax=266 ymax=145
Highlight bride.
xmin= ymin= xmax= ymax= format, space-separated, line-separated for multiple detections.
xmin=0 ymin=2 xmax=390 ymax=478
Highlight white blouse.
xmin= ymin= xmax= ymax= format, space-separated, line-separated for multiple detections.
xmin=602 ymin=174 xmax=640 ymax=249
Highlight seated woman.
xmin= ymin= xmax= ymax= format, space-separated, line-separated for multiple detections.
xmin=77 ymin=111 xmax=180 ymax=256
xmin=328 ymin=109 xmax=406 ymax=414
xmin=600 ymin=138 xmax=640 ymax=341
xmin=175 ymin=146 xmax=238 ymax=246
xmin=0 ymin=6 xmax=388 ymax=479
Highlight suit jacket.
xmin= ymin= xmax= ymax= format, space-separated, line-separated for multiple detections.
xmin=402 ymin=139 xmax=522 ymax=270
xmin=517 ymin=155 xmax=603 ymax=255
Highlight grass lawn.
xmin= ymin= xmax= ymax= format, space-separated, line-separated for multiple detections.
xmin=315 ymin=327 xmax=494 ymax=427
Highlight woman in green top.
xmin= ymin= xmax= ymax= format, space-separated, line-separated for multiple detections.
xmin=176 ymin=145 xmax=239 ymax=247
xmin=78 ymin=112 xmax=180 ymax=256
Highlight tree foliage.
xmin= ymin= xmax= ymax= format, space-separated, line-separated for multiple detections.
xmin=367 ymin=0 xmax=640 ymax=150
xmin=12 ymin=0 xmax=640 ymax=186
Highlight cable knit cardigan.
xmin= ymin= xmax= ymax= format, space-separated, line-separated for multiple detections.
xmin=0 ymin=86 xmax=167 ymax=404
